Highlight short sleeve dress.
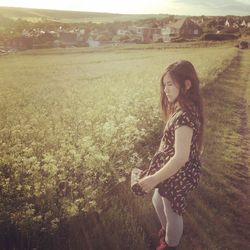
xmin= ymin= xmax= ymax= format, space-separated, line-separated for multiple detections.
xmin=147 ymin=104 xmax=202 ymax=216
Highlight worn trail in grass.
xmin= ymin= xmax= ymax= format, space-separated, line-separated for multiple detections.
xmin=179 ymin=49 xmax=250 ymax=250
xmin=235 ymin=49 xmax=250 ymax=245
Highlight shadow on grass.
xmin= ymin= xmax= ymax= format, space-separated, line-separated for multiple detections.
xmin=182 ymin=50 xmax=250 ymax=250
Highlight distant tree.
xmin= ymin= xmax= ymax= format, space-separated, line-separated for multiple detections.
xmin=34 ymin=32 xmax=56 ymax=44
xmin=119 ymin=34 xmax=130 ymax=41
xmin=207 ymin=19 xmax=217 ymax=28
xmin=224 ymin=27 xmax=239 ymax=33
xmin=96 ymin=33 xmax=112 ymax=41
xmin=201 ymin=33 xmax=238 ymax=41
xmin=216 ymin=25 xmax=224 ymax=31
xmin=169 ymin=15 xmax=175 ymax=22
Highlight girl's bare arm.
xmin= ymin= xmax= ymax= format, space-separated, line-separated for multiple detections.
xmin=152 ymin=126 xmax=193 ymax=184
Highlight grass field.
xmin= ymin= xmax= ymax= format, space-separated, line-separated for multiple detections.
xmin=0 ymin=44 xmax=249 ymax=249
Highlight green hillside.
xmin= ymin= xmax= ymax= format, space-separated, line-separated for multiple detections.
xmin=0 ymin=6 xmax=175 ymax=23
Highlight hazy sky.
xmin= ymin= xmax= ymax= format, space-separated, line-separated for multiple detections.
xmin=0 ymin=0 xmax=250 ymax=16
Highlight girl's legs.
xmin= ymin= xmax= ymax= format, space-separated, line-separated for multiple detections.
xmin=152 ymin=188 xmax=167 ymax=229
xmin=162 ymin=197 xmax=183 ymax=247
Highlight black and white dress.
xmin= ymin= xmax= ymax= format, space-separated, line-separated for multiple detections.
xmin=148 ymin=104 xmax=202 ymax=216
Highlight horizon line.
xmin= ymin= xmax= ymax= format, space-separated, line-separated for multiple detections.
xmin=0 ymin=5 xmax=249 ymax=17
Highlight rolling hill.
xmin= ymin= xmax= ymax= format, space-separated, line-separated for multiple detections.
xmin=0 ymin=6 xmax=176 ymax=23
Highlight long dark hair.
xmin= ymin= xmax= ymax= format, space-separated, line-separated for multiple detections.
xmin=160 ymin=60 xmax=204 ymax=156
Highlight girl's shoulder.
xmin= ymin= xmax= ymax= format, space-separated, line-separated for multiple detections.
xmin=172 ymin=105 xmax=200 ymax=130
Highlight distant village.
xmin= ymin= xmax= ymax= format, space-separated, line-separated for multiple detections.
xmin=1 ymin=15 xmax=250 ymax=51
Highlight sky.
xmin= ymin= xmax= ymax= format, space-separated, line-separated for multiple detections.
xmin=0 ymin=0 xmax=250 ymax=16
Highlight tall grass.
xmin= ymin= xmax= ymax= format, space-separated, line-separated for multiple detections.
xmin=0 ymin=45 xmax=244 ymax=249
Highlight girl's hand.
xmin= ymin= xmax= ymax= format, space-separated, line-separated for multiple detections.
xmin=138 ymin=175 xmax=159 ymax=193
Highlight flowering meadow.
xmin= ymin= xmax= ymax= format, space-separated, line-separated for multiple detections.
xmin=0 ymin=45 xmax=237 ymax=234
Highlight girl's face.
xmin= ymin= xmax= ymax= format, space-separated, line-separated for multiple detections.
xmin=163 ymin=73 xmax=180 ymax=103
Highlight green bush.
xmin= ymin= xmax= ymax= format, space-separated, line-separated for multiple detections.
xmin=201 ymin=33 xmax=238 ymax=41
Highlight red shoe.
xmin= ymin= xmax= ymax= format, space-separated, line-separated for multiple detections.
xmin=156 ymin=237 xmax=177 ymax=250
xmin=156 ymin=238 xmax=168 ymax=250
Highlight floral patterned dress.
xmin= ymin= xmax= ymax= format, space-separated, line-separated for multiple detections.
xmin=147 ymin=104 xmax=202 ymax=215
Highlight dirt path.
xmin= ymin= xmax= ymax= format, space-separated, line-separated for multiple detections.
xmin=202 ymin=49 xmax=250 ymax=249
xmin=234 ymin=49 xmax=250 ymax=240
xmin=145 ymin=50 xmax=250 ymax=250
xmin=176 ymin=49 xmax=250 ymax=250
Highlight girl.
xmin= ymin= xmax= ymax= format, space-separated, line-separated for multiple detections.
xmin=138 ymin=60 xmax=204 ymax=250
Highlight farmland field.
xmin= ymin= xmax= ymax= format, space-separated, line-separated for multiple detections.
xmin=0 ymin=44 xmax=249 ymax=249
